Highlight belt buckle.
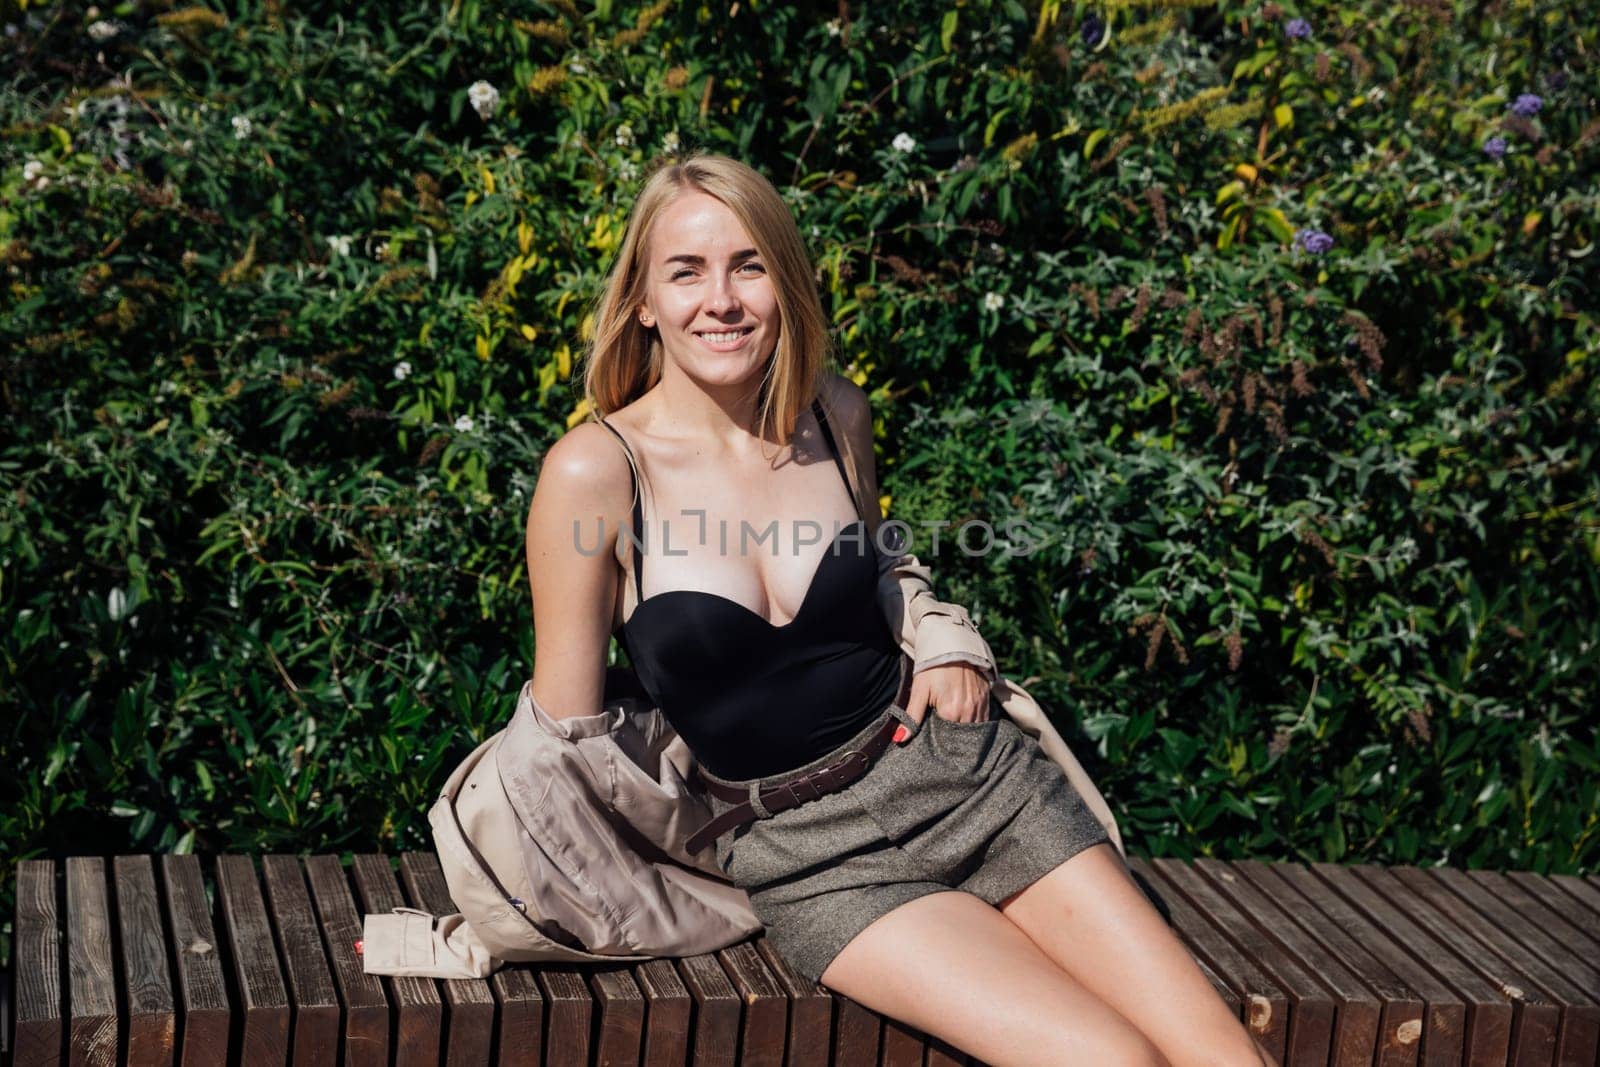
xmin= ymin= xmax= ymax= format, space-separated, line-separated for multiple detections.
xmin=824 ymin=749 xmax=870 ymax=780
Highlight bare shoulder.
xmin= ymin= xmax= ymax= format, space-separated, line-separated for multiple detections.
xmin=529 ymin=419 xmax=635 ymax=533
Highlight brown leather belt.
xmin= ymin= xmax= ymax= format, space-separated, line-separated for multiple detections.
xmin=686 ymin=714 xmax=901 ymax=855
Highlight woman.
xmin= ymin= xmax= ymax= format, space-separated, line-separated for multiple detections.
xmin=525 ymin=153 xmax=1271 ymax=1067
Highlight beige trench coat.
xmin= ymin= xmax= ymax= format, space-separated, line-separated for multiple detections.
xmin=360 ymin=550 xmax=1126 ymax=979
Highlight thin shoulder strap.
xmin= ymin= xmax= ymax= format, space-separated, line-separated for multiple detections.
xmin=811 ymin=397 xmax=866 ymax=524
xmin=595 ymin=416 xmax=645 ymax=599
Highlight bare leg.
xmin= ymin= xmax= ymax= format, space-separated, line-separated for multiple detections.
xmin=819 ymin=888 xmax=1170 ymax=1067
xmin=998 ymin=844 xmax=1276 ymax=1067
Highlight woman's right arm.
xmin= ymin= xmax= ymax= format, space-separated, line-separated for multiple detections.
xmin=525 ymin=421 xmax=634 ymax=721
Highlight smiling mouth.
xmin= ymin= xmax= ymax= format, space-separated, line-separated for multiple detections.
xmin=695 ymin=327 xmax=755 ymax=344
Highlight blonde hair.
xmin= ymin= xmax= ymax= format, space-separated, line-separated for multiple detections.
xmin=581 ymin=153 xmax=832 ymax=448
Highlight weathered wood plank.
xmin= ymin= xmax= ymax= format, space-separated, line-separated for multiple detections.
xmin=64 ymin=857 xmax=118 ymax=1067
xmin=752 ymin=938 xmax=832 ymax=1067
xmin=674 ymin=952 xmax=740 ymax=1067
xmin=1506 ymin=871 xmax=1600 ymax=955
xmin=533 ymin=967 xmax=592 ymax=1065
xmin=586 ymin=965 xmax=645 ymax=1067
xmin=829 ymin=993 xmax=881 ymax=1067
xmin=714 ymin=941 xmax=788 ymax=1067
xmin=1131 ymin=858 xmax=1286 ymax=1061
xmin=394 ymin=853 xmax=496 ymax=1066
xmin=350 ymin=854 xmax=442 ymax=1067
xmin=14 ymin=859 xmax=64 ymax=1066
xmin=303 ymin=856 xmax=390 ymax=1067
xmin=215 ymin=854 xmax=290 ymax=1064
xmin=1195 ymin=859 xmax=1383 ymax=1067
xmin=1405 ymin=867 xmax=1600 ymax=1066
xmin=260 ymin=855 xmax=341 ymax=1065
xmin=1313 ymin=862 xmax=1515 ymax=1067
xmin=111 ymin=855 xmax=176 ymax=1067
xmin=631 ymin=958 xmax=691 ymax=1067
xmin=1251 ymin=862 xmax=1455 ymax=1067
xmin=1160 ymin=859 xmax=1330 ymax=1062
xmin=1549 ymin=874 xmax=1600 ymax=925
xmin=159 ymin=856 xmax=230 ymax=1067
xmin=1349 ymin=865 xmax=1556 ymax=1066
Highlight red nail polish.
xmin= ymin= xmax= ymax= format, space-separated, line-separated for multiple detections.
xmin=892 ymin=724 xmax=911 ymax=744
xmin=354 ymin=939 xmax=364 ymax=956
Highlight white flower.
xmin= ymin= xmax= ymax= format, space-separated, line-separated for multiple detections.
xmin=22 ymin=159 xmax=44 ymax=184
xmin=87 ymin=19 xmax=118 ymax=41
xmin=231 ymin=114 xmax=252 ymax=139
xmin=615 ymin=123 xmax=634 ymax=148
xmin=983 ymin=291 xmax=1005 ymax=312
xmin=568 ymin=59 xmax=588 ymax=75
xmin=326 ymin=235 xmax=352 ymax=257
xmin=825 ymin=18 xmax=842 ymax=36
xmin=373 ymin=241 xmax=389 ymax=260
xmin=454 ymin=414 xmax=474 ymax=433
xmin=892 ymin=132 xmax=916 ymax=153
xmin=662 ymin=130 xmax=681 ymax=154
xmin=393 ymin=361 xmax=413 ymax=381
xmin=467 ymin=80 xmax=500 ymax=120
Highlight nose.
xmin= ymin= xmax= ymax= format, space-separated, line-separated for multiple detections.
xmin=704 ymin=270 xmax=742 ymax=316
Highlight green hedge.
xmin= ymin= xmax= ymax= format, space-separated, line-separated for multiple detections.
xmin=3 ymin=0 xmax=1597 ymax=950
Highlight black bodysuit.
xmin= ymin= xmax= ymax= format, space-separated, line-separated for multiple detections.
xmin=597 ymin=400 xmax=903 ymax=781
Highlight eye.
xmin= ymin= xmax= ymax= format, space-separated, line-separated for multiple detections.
xmin=738 ymin=261 xmax=766 ymax=275
xmin=669 ymin=268 xmax=695 ymax=280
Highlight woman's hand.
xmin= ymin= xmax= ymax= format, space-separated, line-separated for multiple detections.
xmin=904 ymin=663 xmax=993 ymax=728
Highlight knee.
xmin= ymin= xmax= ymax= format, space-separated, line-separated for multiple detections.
xmin=1094 ymin=1031 xmax=1169 ymax=1067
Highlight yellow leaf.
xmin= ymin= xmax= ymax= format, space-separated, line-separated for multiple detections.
xmin=556 ymin=290 xmax=574 ymax=317
xmin=520 ymin=324 xmax=537 ymax=341
xmin=465 ymin=190 xmax=479 ymax=207
xmin=850 ymin=367 xmax=868 ymax=387
xmin=580 ymin=312 xmax=595 ymax=342
xmin=1273 ymin=104 xmax=1293 ymax=130
xmin=878 ymin=493 xmax=892 ymax=519
xmin=1083 ymin=127 xmax=1108 ymax=160
xmin=505 ymin=256 xmax=525 ymax=289
xmin=1233 ymin=163 xmax=1258 ymax=182
xmin=479 ymin=164 xmax=496 ymax=195
xmin=475 ymin=335 xmax=491 ymax=361
xmin=146 ymin=418 xmax=170 ymax=436
xmin=1216 ymin=180 xmax=1246 ymax=204
xmin=420 ymin=322 xmax=433 ymax=343
xmin=1348 ymin=95 xmax=1365 ymax=108
xmin=517 ymin=221 xmax=533 ymax=255
xmin=567 ymin=396 xmax=593 ymax=429
xmin=1522 ymin=211 xmax=1542 ymax=236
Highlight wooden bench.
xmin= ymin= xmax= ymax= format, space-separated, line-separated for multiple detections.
xmin=5 ymin=854 xmax=1599 ymax=1066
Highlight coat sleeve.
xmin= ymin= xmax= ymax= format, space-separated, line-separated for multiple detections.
xmin=876 ymin=550 xmax=999 ymax=683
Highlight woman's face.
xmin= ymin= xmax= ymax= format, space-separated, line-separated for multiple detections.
xmin=637 ymin=190 xmax=781 ymax=389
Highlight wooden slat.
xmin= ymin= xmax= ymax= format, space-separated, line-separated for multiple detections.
xmin=674 ymin=952 xmax=740 ymax=1066
xmin=588 ymin=966 xmax=645 ymax=1066
xmin=631 ymin=958 xmax=691 ymax=1067
xmin=14 ymin=859 xmax=63 ymax=1066
xmin=880 ymin=1012 xmax=924 ymax=1067
xmin=303 ymin=856 xmax=390 ymax=1067
xmin=1549 ymin=874 xmax=1600 ymax=924
xmin=1156 ymin=858 xmax=1335 ymax=1063
xmin=65 ymin=857 xmax=119 ymax=1067
xmin=395 ymin=852 xmax=545 ymax=1066
xmin=159 ymin=856 xmax=230 ymax=1066
xmin=533 ymin=967 xmax=592 ymax=1065
xmin=1313 ymin=863 xmax=1514 ymax=1067
xmin=349 ymin=854 xmax=442 ymax=1067
xmin=1252 ymin=862 xmax=1459 ymax=1067
xmin=1347 ymin=865 xmax=1556 ymax=1065
xmin=752 ymin=938 xmax=832 ymax=1067
xmin=1130 ymin=858 xmax=1286 ymax=1062
xmin=1194 ymin=859 xmax=1383 ymax=1067
xmin=829 ymin=993 xmax=881 ymax=1067
xmin=714 ymin=941 xmax=788 ymax=1066
xmin=1405 ymin=867 xmax=1600 ymax=1066
xmin=215 ymin=854 xmax=290 ymax=1063
xmin=1504 ymin=870 xmax=1600 ymax=953
xmin=395 ymin=853 xmax=495 ymax=1066
xmin=260 ymin=856 xmax=341 ymax=1065
xmin=112 ymin=856 xmax=176 ymax=1066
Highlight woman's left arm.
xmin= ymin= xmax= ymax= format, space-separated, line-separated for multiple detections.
xmin=824 ymin=375 xmax=995 ymax=726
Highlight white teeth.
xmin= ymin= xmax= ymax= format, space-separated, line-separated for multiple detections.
xmin=699 ymin=330 xmax=750 ymax=343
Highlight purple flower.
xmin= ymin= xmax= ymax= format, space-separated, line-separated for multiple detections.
xmin=1293 ymin=228 xmax=1334 ymax=255
xmin=1284 ymin=17 xmax=1312 ymax=39
xmin=1080 ymin=14 xmax=1104 ymax=47
xmin=1482 ymin=136 xmax=1507 ymax=160
xmin=1510 ymin=93 xmax=1542 ymax=117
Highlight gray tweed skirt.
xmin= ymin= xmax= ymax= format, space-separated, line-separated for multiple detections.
xmin=699 ymin=678 xmax=1110 ymax=984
